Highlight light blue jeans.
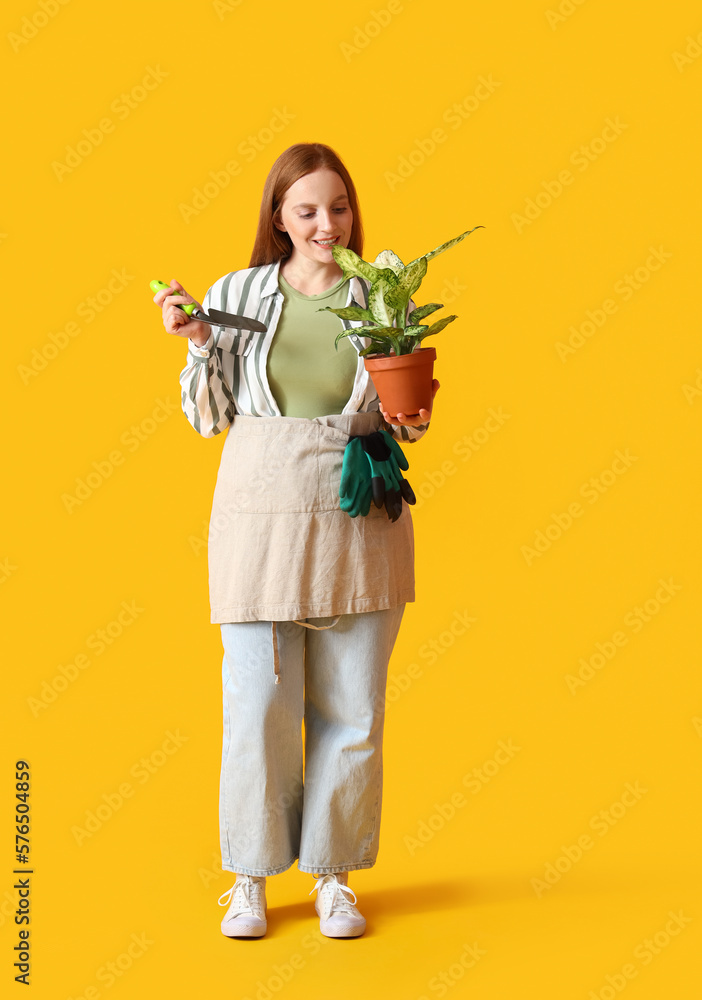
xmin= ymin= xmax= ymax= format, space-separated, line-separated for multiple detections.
xmin=218 ymin=604 xmax=406 ymax=876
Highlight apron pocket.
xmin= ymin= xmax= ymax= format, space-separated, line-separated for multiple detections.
xmin=214 ymin=419 xmax=324 ymax=514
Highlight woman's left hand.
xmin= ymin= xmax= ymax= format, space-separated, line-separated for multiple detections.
xmin=380 ymin=379 xmax=440 ymax=426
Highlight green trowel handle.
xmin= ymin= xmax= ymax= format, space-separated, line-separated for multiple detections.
xmin=150 ymin=279 xmax=197 ymax=317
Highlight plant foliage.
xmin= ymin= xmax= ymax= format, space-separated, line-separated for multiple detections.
xmin=317 ymin=226 xmax=484 ymax=357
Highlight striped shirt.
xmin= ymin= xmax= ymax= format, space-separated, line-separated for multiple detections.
xmin=179 ymin=258 xmax=430 ymax=444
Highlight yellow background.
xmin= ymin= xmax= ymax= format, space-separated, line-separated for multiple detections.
xmin=2 ymin=0 xmax=701 ymax=996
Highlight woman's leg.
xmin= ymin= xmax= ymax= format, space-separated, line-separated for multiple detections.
xmin=297 ymin=604 xmax=406 ymax=874
xmin=219 ymin=620 xmax=306 ymax=876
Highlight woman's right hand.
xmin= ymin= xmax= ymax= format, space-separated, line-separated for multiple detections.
xmin=153 ymin=279 xmax=211 ymax=347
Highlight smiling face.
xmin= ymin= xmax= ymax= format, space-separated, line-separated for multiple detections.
xmin=274 ymin=168 xmax=353 ymax=269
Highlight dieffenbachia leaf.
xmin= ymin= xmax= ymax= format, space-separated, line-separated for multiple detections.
xmin=371 ymin=249 xmax=405 ymax=274
xmin=368 ymin=272 xmax=400 ymax=326
xmin=408 ymin=302 xmax=443 ymax=324
xmin=329 ymin=244 xmax=393 ymax=284
xmin=334 ymin=325 xmax=398 ymax=350
xmin=417 ymin=314 xmax=457 ymax=340
xmin=317 ymin=304 xmax=375 ymax=322
xmin=404 ymin=325 xmax=429 ymax=338
xmin=404 ymin=225 xmax=485 ymax=269
xmin=359 ymin=334 xmax=402 ymax=357
xmin=384 ymin=256 xmax=428 ymax=320
xmin=356 ymin=326 xmax=399 ymax=339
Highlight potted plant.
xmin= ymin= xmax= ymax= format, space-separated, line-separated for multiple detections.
xmin=318 ymin=225 xmax=484 ymax=420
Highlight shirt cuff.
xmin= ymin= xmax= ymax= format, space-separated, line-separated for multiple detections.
xmin=384 ymin=420 xmax=429 ymax=442
xmin=188 ymin=330 xmax=214 ymax=357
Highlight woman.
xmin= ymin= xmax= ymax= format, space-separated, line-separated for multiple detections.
xmin=154 ymin=143 xmax=439 ymax=939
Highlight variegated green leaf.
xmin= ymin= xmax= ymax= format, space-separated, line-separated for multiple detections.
xmin=404 ymin=225 xmax=484 ymax=269
xmin=329 ymin=243 xmax=395 ymax=285
xmin=359 ymin=343 xmax=391 ymax=357
xmin=357 ymin=326 xmax=399 ymax=339
xmin=371 ymin=249 xmax=405 ymax=274
xmin=384 ymin=256 xmax=427 ymax=319
xmin=368 ymin=276 xmax=399 ymax=326
xmin=359 ymin=334 xmax=403 ymax=357
xmin=334 ymin=328 xmax=361 ymax=349
xmin=417 ymin=314 xmax=457 ymax=340
xmin=317 ymin=304 xmax=375 ymax=322
xmin=408 ymin=302 xmax=443 ymax=324
xmin=334 ymin=325 xmax=395 ymax=350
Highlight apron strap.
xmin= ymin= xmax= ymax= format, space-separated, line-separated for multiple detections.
xmin=292 ymin=616 xmax=341 ymax=631
xmin=271 ymin=616 xmax=341 ymax=685
xmin=272 ymin=621 xmax=281 ymax=685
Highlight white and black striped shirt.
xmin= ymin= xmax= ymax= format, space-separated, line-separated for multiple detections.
xmin=179 ymin=258 xmax=430 ymax=444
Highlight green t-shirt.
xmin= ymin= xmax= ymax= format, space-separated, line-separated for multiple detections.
xmin=266 ymin=273 xmax=359 ymax=418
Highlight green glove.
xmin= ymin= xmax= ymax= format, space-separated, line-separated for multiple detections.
xmin=339 ymin=437 xmax=372 ymax=517
xmin=339 ymin=431 xmax=417 ymax=521
xmin=360 ymin=431 xmax=416 ymax=522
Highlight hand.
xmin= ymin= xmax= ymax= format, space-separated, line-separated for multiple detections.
xmin=153 ymin=278 xmax=210 ymax=345
xmin=380 ymin=379 xmax=440 ymax=426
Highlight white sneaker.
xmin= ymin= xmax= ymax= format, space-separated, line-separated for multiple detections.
xmin=308 ymin=873 xmax=366 ymax=938
xmin=218 ymin=875 xmax=267 ymax=937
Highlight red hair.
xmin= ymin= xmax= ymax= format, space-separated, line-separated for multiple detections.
xmin=248 ymin=143 xmax=364 ymax=267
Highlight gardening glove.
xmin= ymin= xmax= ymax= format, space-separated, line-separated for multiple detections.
xmin=339 ymin=436 xmax=372 ymax=517
xmin=360 ymin=430 xmax=416 ymax=523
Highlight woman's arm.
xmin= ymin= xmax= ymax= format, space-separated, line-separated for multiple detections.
xmin=178 ymin=284 xmax=237 ymax=438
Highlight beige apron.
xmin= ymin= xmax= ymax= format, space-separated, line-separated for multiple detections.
xmin=208 ymin=410 xmax=415 ymax=683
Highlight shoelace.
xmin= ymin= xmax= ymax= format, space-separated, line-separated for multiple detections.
xmin=218 ymin=877 xmax=265 ymax=918
xmin=308 ymin=875 xmax=358 ymax=918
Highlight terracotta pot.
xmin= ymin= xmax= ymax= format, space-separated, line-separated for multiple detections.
xmin=364 ymin=347 xmax=436 ymax=421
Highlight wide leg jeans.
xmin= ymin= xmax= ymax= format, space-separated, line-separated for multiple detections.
xmin=218 ymin=604 xmax=405 ymax=876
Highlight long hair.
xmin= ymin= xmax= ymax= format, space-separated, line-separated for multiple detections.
xmin=248 ymin=143 xmax=364 ymax=267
